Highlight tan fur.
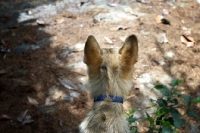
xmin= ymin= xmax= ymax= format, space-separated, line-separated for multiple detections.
xmin=80 ymin=35 xmax=138 ymax=133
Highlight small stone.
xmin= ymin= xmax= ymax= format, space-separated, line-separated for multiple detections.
xmin=27 ymin=10 xmax=32 ymax=15
xmin=56 ymin=17 xmax=64 ymax=24
xmin=104 ymin=37 xmax=113 ymax=44
xmin=165 ymin=51 xmax=174 ymax=58
xmin=0 ymin=69 xmax=7 ymax=75
xmin=69 ymin=43 xmax=84 ymax=52
xmin=11 ymin=79 xmax=29 ymax=86
xmin=67 ymin=61 xmax=87 ymax=70
xmin=140 ymin=30 xmax=149 ymax=35
xmin=36 ymin=19 xmax=45 ymax=25
xmin=162 ymin=9 xmax=169 ymax=15
xmin=159 ymin=60 xmax=165 ymax=66
xmin=162 ymin=33 xmax=168 ymax=43
xmin=119 ymin=36 xmax=128 ymax=42
xmin=156 ymin=33 xmax=168 ymax=43
xmin=70 ymin=92 xmax=80 ymax=98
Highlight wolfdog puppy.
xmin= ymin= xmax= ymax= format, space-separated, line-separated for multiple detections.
xmin=79 ymin=35 xmax=138 ymax=133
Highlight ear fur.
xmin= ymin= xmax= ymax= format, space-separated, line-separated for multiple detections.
xmin=84 ymin=35 xmax=102 ymax=65
xmin=119 ymin=34 xmax=138 ymax=69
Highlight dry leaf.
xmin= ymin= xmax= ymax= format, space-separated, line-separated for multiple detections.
xmin=156 ymin=15 xmax=164 ymax=23
xmin=136 ymin=0 xmax=151 ymax=4
xmin=138 ymin=126 xmax=149 ymax=133
xmin=187 ymin=42 xmax=194 ymax=47
xmin=109 ymin=25 xmax=130 ymax=31
xmin=181 ymin=35 xmax=195 ymax=47
xmin=109 ymin=27 xmax=119 ymax=31
xmin=156 ymin=15 xmax=170 ymax=25
xmin=136 ymin=120 xmax=150 ymax=132
xmin=0 ymin=69 xmax=7 ymax=75
xmin=22 ymin=118 xmax=34 ymax=125
xmin=11 ymin=79 xmax=29 ymax=86
xmin=161 ymin=18 xmax=170 ymax=25
xmin=17 ymin=110 xmax=29 ymax=123
xmin=118 ymin=26 xmax=130 ymax=30
xmin=58 ymin=78 xmax=77 ymax=90
xmin=1 ymin=39 xmax=8 ymax=47
xmin=187 ymin=36 xmax=195 ymax=42
xmin=180 ymin=35 xmax=187 ymax=44
xmin=0 ymin=114 xmax=12 ymax=120
xmin=45 ymin=97 xmax=55 ymax=106
xmin=27 ymin=96 xmax=38 ymax=106
xmin=17 ymin=110 xmax=34 ymax=125
xmin=107 ymin=3 xmax=119 ymax=7
xmin=59 ymin=120 xmax=63 ymax=126
xmin=56 ymin=17 xmax=64 ymax=24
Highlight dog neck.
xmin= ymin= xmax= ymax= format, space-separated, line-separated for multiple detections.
xmin=94 ymin=95 xmax=123 ymax=103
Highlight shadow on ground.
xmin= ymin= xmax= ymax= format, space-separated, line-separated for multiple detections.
xmin=1 ymin=0 xmax=200 ymax=133
xmin=0 ymin=0 xmax=90 ymax=132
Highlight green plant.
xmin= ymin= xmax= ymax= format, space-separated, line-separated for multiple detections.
xmin=126 ymin=79 xmax=200 ymax=133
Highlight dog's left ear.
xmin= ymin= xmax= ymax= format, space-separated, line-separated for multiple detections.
xmin=119 ymin=34 xmax=138 ymax=68
xmin=84 ymin=35 xmax=102 ymax=65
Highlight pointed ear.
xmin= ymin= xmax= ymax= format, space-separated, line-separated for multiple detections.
xmin=119 ymin=34 xmax=138 ymax=67
xmin=84 ymin=35 xmax=102 ymax=65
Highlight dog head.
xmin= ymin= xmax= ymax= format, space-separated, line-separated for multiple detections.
xmin=84 ymin=35 xmax=138 ymax=98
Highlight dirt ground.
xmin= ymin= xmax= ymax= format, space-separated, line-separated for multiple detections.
xmin=0 ymin=0 xmax=200 ymax=133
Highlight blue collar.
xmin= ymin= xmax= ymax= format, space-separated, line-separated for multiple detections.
xmin=94 ymin=95 xmax=123 ymax=103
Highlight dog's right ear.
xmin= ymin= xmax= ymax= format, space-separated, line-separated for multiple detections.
xmin=84 ymin=35 xmax=102 ymax=65
xmin=119 ymin=34 xmax=138 ymax=73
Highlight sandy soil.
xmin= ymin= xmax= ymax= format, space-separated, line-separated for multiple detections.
xmin=0 ymin=0 xmax=200 ymax=132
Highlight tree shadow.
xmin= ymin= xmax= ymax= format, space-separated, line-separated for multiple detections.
xmin=153 ymin=40 xmax=200 ymax=96
xmin=0 ymin=1 xmax=89 ymax=133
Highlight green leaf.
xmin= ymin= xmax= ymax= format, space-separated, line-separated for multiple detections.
xmin=147 ymin=117 xmax=154 ymax=124
xmin=180 ymin=94 xmax=191 ymax=106
xmin=130 ymin=108 xmax=137 ymax=114
xmin=155 ymin=84 xmax=171 ymax=96
xmin=161 ymin=120 xmax=172 ymax=128
xmin=151 ymin=126 xmax=160 ymax=131
xmin=173 ymin=117 xmax=186 ymax=128
xmin=130 ymin=126 xmax=137 ymax=133
xmin=156 ymin=107 xmax=170 ymax=117
xmin=156 ymin=107 xmax=169 ymax=125
xmin=138 ymin=116 xmax=147 ymax=120
xmin=155 ymin=84 xmax=166 ymax=90
xmin=194 ymin=96 xmax=200 ymax=103
xmin=161 ymin=88 xmax=171 ymax=96
xmin=156 ymin=115 xmax=163 ymax=125
xmin=145 ymin=112 xmax=154 ymax=125
xmin=171 ymin=99 xmax=178 ymax=105
xmin=171 ymin=79 xmax=183 ymax=87
xmin=157 ymin=99 xmax=168 ymax=107
xmin=169 ymin=108 xmax=181 ymax=117
xmin=150 ymin=98 xmax=156 ymax=102
xmin=127 ymin=116 xmax=137 ymax=123
xmin=145 ymin=111 xmax=151 ymax=118
xmin=164 ymin=117 xmax=174 ymax=125
xmin=187 ymin=110 xmax=199 ymax=119
xmin=162 ymin=126 xmax=174 ymax=133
